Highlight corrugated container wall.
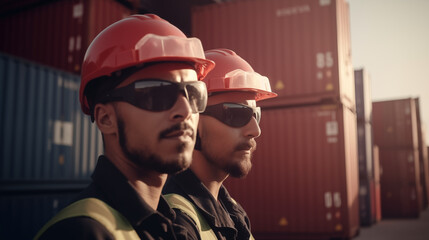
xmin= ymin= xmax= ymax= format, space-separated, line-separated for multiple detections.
xmin=372 ymin=98 xmax=422 ymax=218
xmin=224 ymin=103 xmax=359 ymax=239
xmin=0 ymin=190 xmax=80 ymax=239
xmin=192 ymin=0 xmax=355 ymax=108
xmin=0 ymin=53 xmax=103 ymax=184
xmin=372 ymin=98 xmax=419 ymax=149
xmin=354 ymin=69 xmax=372 ymax=123
xmin=354 ymin=68 xmax=376 ymax=226
xmin=415 ymin=98 xmax=429 ymax=209
xmin=0 ymin=0 xmax=133 ymax=74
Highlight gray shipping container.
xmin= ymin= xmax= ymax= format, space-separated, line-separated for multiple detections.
xmin=0 ymin=190 xmax=80 ymax=239
xmin=0 ymin=53 xmax=102 ymax=185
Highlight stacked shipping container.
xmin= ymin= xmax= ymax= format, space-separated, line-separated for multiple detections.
xmin=415 ymin=99 xmax=429 ymax=209
xmin=0 ymin=0 xmax=134 ymax=74
xmin=192 ymin=0 xmax=359 ymax=238
xmin=372 ymin=98 xmax=422 ymax=218
xmin=0 ymin=54 xmax=103 ymax=239
xmin=354 ymin=68 xmax=380 ymax=226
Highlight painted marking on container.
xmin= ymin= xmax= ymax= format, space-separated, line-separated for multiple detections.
xmin=326 ymin=121 xmax=338 ymax=136
xmin=327 ymin=137 xmax=338 ymax=143
xmin=317 ymin=71 xmax=323 ymax=80
xmin=68 ymin=36 xmax=75 ymax=52
xmin=326 ymin=212 xmax=332 ymax=221
xmin=320 ymin=0 xmax=331 ymax=6
xmin=276 ymin=5 xmax=310 ymax=17
xmin=335 ymin=224 xmax=343 ymax=231
xmin=76 ymin=35 xmax=82 ymax=51
xmin=324 ymin=192 xmax=332 ymax=208
xmin=335 ymin=211 xmax=341 ymax=219
xmin=359 ymin=186 xmax=368 ymax=196
xmin=408 ymin=154 xmax=414 ymax=162
xmin=73 ymin=3 xmax=84 ymax=18
xmin=325 ymin=83 xmax=334 ymax=91
xmin=54 ymin=121 xmax=73 ymax=146
xmin=278 ymin=217 xmax=288 ymax=226
xmin=333 ymin=192 xmax=342 ymax=208
xmin=275 ymin=80 xmax=284 ymax=90
xmin=316 ymin=52 xmax=334 ymax=68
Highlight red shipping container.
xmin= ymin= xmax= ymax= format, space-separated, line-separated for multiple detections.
xmin=224 ymin=102 xmax=359 ymax=239
xmin=373 ymin=182 xmax=382 ymax=222
xmin=415 ymin=98 xmax=429 ymax=209
xmin=380 ymin=184 xmax=421 ymax=218
xmin=378 ymin=148 xmax=421 ymax=185
xmin=0 ymin=0 xmax=134 ymax=74
xmin=373 ymin=145 xmax=380 ymax=184
xmin=192 ymin=0 xmax=355 ymax=108
xmin=372 ymin=98 xmax=419 ymax=149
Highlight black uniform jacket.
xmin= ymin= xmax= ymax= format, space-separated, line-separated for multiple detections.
xmin=163 ymin=169 xmax=252 ymax=240
xmin=38 ymin=156 xmax=187 ymax=240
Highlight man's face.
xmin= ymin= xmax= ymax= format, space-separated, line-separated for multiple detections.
xmin=111 ymin=62 xmax=200 ymax=174
xmin=198 ymin=92 xmax=261 ymax=178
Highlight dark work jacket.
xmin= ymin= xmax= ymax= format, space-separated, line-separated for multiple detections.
xmin=38 ymin=156 xmax=187 ymax=240
xmin=163 ymin=169 xmax=252 ymax=240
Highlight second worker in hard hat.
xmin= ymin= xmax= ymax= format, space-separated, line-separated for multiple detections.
xmin=34 ymin=14 xmax=214 ymax=239
xmin=163 ymin=49 xmax=277 ymax=239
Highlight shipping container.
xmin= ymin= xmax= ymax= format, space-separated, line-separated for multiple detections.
xmin=371 ymin=145 xmax=381 ymax=222
xmin=0 ymin=190 xmax=81 ymax=240
xmin=378 ymin=148 xmax=420 ymax=185
xmin=380 ymin=184 xmax=421 ymax=218
xmin=415 ymin=98 xmax=429 ymax=209
xmin=372 ymin=98 xmax=419 ymax=149
xmin=370 ymin=180 xmax=382 ymax=223
xmin=0 ymin=0 xmax=133 ymax=74
xmin=373 ymin=145 xmax=380 ymax=184
xmin=224 ymin=102 xmax=359 ymax=239
xmin=192 ymin=0 xmax=355 ymax=109
xmin=0 ymin=53 xmax=102 ymax=184
xmin=356 ymin=122 xmax=375 ymax=226
xmin=354 ymin=68 xmax=372 ymax=123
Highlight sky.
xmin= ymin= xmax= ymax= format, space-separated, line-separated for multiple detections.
xmin=348 ymin=0 xmax=429 ymax=143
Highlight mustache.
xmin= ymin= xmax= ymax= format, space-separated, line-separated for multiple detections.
xmin=235 ymin=139 xmax=257 ymax=151
xmin=159 ymin=122 xmax=194 ymax=139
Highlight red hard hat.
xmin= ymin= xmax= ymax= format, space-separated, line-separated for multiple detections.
xmin=79 ymin=14 xmax=215 ymax=115
xmin=203 ymin=49 xmax=277 ymax=101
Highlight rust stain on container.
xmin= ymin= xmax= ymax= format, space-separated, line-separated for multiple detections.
xmin=224 ymin=103 xmax=359 ymax=239
xmin=192 ymin=0 xmax=354 ymax=109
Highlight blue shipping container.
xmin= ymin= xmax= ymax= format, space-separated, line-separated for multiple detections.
xmin=0 ymin=53 xmax=102 ymax=183
xmin=0 ymin=190 xmax=81 ymax=240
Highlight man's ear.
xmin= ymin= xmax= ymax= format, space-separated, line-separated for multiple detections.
xmin=94 ymin=103 xmax=117 ymax=135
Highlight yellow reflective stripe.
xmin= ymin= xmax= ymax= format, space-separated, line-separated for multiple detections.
xmin=34 ymin=198 xmax=139 ymax=240
xmin=164 ymin=194 xmax=218 ymax=239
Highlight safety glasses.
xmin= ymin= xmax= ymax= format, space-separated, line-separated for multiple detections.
xmin=100 ymin=79 xmax=208 ymax=113
xmin=201 ymin=102 xmax=261 ymax=128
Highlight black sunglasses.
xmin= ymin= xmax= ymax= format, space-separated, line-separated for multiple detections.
xmin=201 ymin=102 xmax=261 ymax=128
xmin=100 ymin=79 xmax=208 ymax=113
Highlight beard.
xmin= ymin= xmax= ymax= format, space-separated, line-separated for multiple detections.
xmin=117 ymin=116 xmax=192 ymax=174
xmin=201 ymin=138 xmax=256 ymax=178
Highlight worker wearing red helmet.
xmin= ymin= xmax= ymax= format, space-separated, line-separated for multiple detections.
xmin=163 ymin=49 xmax=277 ymax=239
xmin=35 ymin=14 xmax=214 ymax=239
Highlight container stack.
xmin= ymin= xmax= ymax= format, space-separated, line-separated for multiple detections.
xmin=415 ymin=99 xmax=429 ymax=210
xmin=354 ymin=68 xmax=380 ymax=226
xmin=0 ymin=0 xmax=136 ymax=74
xmin=0 ymin=1 xmax=139 ymax=238
xmin=0 ymin=53 xmax=103 ymax=239
xmin=192 ymin=0 xmax=359 ymax=239
xmin=372 ymin=98 xmax=423 ymax=218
